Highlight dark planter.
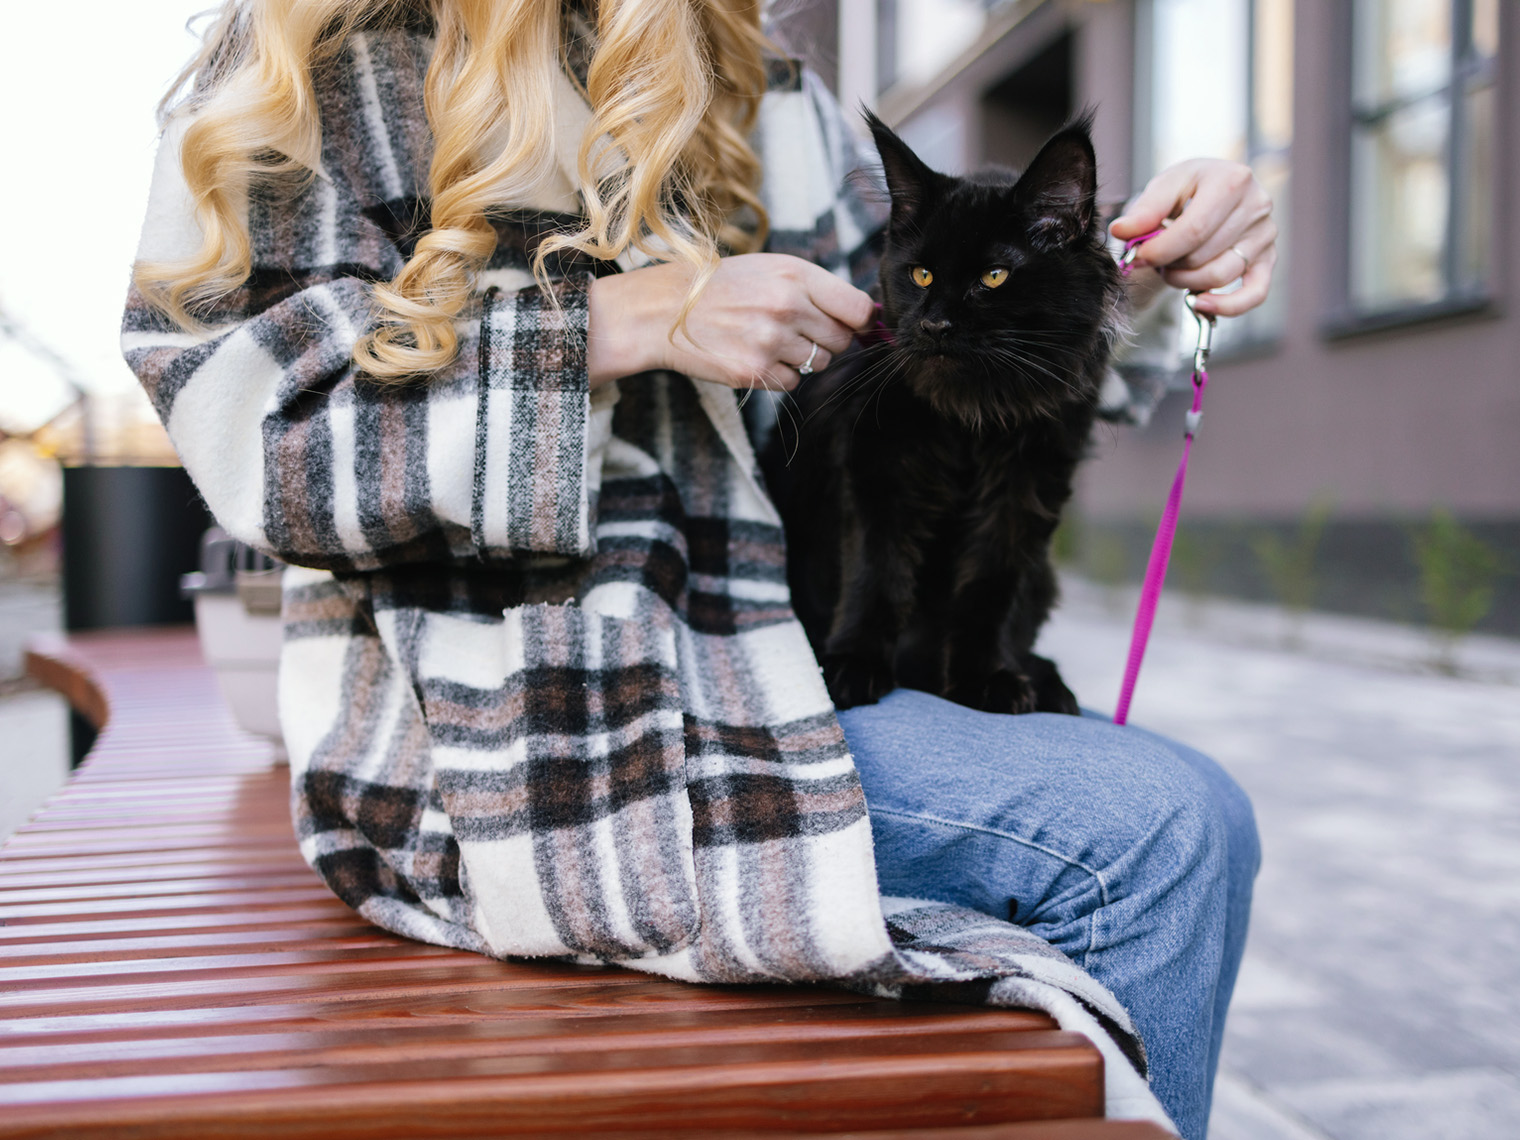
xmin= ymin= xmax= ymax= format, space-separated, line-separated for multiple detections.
xmin=61 ymin=465 xmax=214 ymax=764
xmin=62 ymin=465 xmax=213 ymax=630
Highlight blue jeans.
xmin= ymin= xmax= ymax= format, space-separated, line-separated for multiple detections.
xmin=838 ymin=690 xmax=1259 ymax=1140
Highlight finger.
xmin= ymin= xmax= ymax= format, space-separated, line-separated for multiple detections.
xmin=1127 ymin=165 xmax=1254 ymax=269
xmin=741 ymin=364 xmax=800 ymax=393
xmin=803 ymin=265 xmax=877 ymax=331
xmin=793 ymin=313 xmax=858 ymax=358
xmin=1161 ymin=216 xmax=1276 ymax=292
xmin=1161 ymin=253 xmax=1246 ymax=294
xmin=1189 ymin=250 xmax=1276 ymax=318
xmin=1108 ymin=161 xmax=1201 ymax=240
xmin=1166 ymin=194 xmax=1273 ymax=272
xmin=783 ymin=336 xmax=832 ymax=376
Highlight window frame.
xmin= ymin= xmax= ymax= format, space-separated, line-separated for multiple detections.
xmin=1133 ymin=0 xmax=1292 ymax=359
xmin=1324 ymin=0 xmax=1503 ymax=338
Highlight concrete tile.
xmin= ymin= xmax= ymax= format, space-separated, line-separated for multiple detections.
xmin=1273 ymin=1067 xmax=1520 ymax=1140
xmin=1228 ymin=954 xmax=1329 ymax=1012
xmin=0 ymin=689 xmax=69 ymax=842
xmin=0 ymin=580 xmax=60 ymax=681
xmin=1209 ymin=1070 xmax=1331 ymax=1140
xmin=1219 ymin=1008 xmax=1408 ymax=1085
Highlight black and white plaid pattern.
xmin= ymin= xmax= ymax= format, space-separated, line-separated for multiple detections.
xmin=124 ymin=21 xmax=1172 ymax=1131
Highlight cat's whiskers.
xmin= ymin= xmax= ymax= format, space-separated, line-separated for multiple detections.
xmin=978 ymin=346 xmax=1089 ymax=424
xmin=769 ymin=389 xmax=804 ymax=467
xmin=775 ymin=348 xmax=915 ymax=467
xmin=985 ymin=344 xmax=1084 ymax=396
xmin=849 ymin=362 xmax=903 ymax=443
xmin=801 ymin=348 xmax=908 ymax=427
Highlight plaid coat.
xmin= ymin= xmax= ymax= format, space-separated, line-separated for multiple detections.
xmin=125 ymin=21 xmax=1173 ymax=1131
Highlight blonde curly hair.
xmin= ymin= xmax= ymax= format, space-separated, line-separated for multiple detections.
xmin=134 ymin=0 xmax=773 ymax=382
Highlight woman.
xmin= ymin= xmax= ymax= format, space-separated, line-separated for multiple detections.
xmin=125 ymin=2 xmax=1275 ymax=1136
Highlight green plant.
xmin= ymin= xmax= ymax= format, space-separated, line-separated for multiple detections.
xmin=1251 ymin=497 xmax=1334 ymax=646
xmin=1085 ymin=529 xmax=1130 ymax=613
xmin=1050 ymin=512 xmax=1080 ymax=566
xmin=1169 ymin=526 xmax=1223 ymax=626
xmin=1411 ymin=509 xmax=1506 ymax=673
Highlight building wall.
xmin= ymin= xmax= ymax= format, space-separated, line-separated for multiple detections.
xmin=1077 ymin=0 xmax=1520 ymax=523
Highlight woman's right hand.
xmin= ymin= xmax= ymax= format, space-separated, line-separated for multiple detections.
xmin=586 ymin=253 xmax=875 ymax=391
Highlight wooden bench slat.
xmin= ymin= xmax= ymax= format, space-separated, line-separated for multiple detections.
xmin=0 ymin=1007 xmax=1054 ymax=1062
xmin=0 ymin=928 xmax=439 ymax=964
xmin=3 ymin=1026 xmax=1090 ymax=1085
xmin=1 ymin=961 xmax=687 ymax=1009
xmin=0 ymin=850 xmax=310 ymax=879
xmin=0 ymin=909 xmax=372 ymax=944
xmin=549 ymin=1126 xmax=1174 ymax=1140
xmin=0 ymin=943 xmax=489 ymax=985
xmin=1 ymin=986 xmax=900 ymax=1039
xmin=0 ymin=887 xmax=345 ymax=923
xmin=0 ymin=1048 xmax=1101 ymax=1138
xmin=0 ymin=836 xmax=305 ymax=861
xmin=0 ymin=873 xmax=328 ymax=903
xmin=0 ymin=861 xmax=316 ymax=889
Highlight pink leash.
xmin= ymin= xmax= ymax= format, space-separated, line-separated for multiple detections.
xmin=1112 ymin=230 xmax=1216 ymax=725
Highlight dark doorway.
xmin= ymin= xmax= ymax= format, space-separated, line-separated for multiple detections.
xmin=981 ymin=32 xmax=1073 ymax=168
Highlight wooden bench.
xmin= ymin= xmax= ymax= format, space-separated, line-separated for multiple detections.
xmin=3 ymin=627 xmax=1170 ymax=1139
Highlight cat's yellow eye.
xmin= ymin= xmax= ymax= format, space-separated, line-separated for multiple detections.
xmin=981 ymin=267 xmax=1009 ymax=289
xmin=911 ymin=266 xmax=933 ymax=288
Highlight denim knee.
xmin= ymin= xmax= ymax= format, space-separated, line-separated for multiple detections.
xmin=846 ymin=694 xmax=1243 ymax=1140
xmin=1114 ymin=719 xmax=1261 ymax=886
xmin=1040 ymin=730 xmax=1231 ymax=954
xmin=1212 ymin=761 xmax=1262 ymax=882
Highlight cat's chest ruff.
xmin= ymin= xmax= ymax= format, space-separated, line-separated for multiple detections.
xmin=873 ymin=420 xmax=1009 ymax=512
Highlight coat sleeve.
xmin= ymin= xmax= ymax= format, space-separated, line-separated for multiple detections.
xmin=755 ymin=67 xmax=889 ymax=292
xmin=122 ymin=115 xmax=600 ymax=574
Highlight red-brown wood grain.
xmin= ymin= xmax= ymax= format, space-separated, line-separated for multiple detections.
xmin=0 ymin=628 xmax=1140 ymax=1138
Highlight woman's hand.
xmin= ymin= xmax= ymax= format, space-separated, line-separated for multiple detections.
xmin=586 ymin=253 xmax=875 ymax=391
xmin=1108 ymin=158 xmax=1278 ymax=318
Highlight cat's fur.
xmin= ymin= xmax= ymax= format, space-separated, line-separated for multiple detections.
xmin=765 ymin=112 xmax=1123 ymax=714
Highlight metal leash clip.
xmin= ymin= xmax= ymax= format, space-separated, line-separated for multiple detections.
xmin=1184 ymin=291 xmax=1216 ymax=376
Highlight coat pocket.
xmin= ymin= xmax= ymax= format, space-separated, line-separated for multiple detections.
xmin=426 ymin=602 xmax=698 ymax=960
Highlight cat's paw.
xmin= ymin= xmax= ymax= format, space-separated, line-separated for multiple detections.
xmin=1033 ymin=676 xmax=1080 ymax=715
xmin=824 ymin=654 xmax=896 ymax=709
xmin=948 ymin=669 xmax=1038 ymax=715
xmin=1025 ymin=654 xmax=1080 ymax=715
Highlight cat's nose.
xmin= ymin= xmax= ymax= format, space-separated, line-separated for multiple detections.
xmin=918 ymin=318 xmax=952 ymax=337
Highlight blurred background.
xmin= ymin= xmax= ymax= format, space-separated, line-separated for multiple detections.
xmin=1 ymin=0 xmax=215 ymax=838
xmin=1 ymin=2 xmax=1517 ymax=1138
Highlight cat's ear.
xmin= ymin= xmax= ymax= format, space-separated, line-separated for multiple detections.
xmin=864 ymin=110 xmax=940 ymax=228
xmin=1012 ymin=119 xmax=1098 ymax=251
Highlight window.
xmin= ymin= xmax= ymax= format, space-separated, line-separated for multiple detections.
xmin=875 ymin=0 xmax=989 ymax=96
xmin=1136 ymin=0 xmax=1294 ymax=350
xmin=1348 ymin=0 xmax=1498 ymax=315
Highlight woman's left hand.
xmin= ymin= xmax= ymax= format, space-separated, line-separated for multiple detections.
xmin=1108 ymin=158 xmax=1278 ymax=318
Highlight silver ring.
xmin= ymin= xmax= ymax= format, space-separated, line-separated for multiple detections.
xmin=796 ymin=340 xmax=820 ymax=376
xmin=1229 ymin=244 xmax=1251 ymax=273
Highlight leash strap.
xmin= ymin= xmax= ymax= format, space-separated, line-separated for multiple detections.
xmin=1112 ymin=230 xmax=1215 ymax=726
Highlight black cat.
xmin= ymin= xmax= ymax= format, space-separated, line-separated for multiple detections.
xmin=765 ymin=112 xmax=1123 ymax=715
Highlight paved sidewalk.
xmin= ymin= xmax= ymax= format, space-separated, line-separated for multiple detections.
xmin=1040 ymin=578 xmax=1520 ymax=1140
xmin=0 ymin=579 xmax=67 ymax=841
